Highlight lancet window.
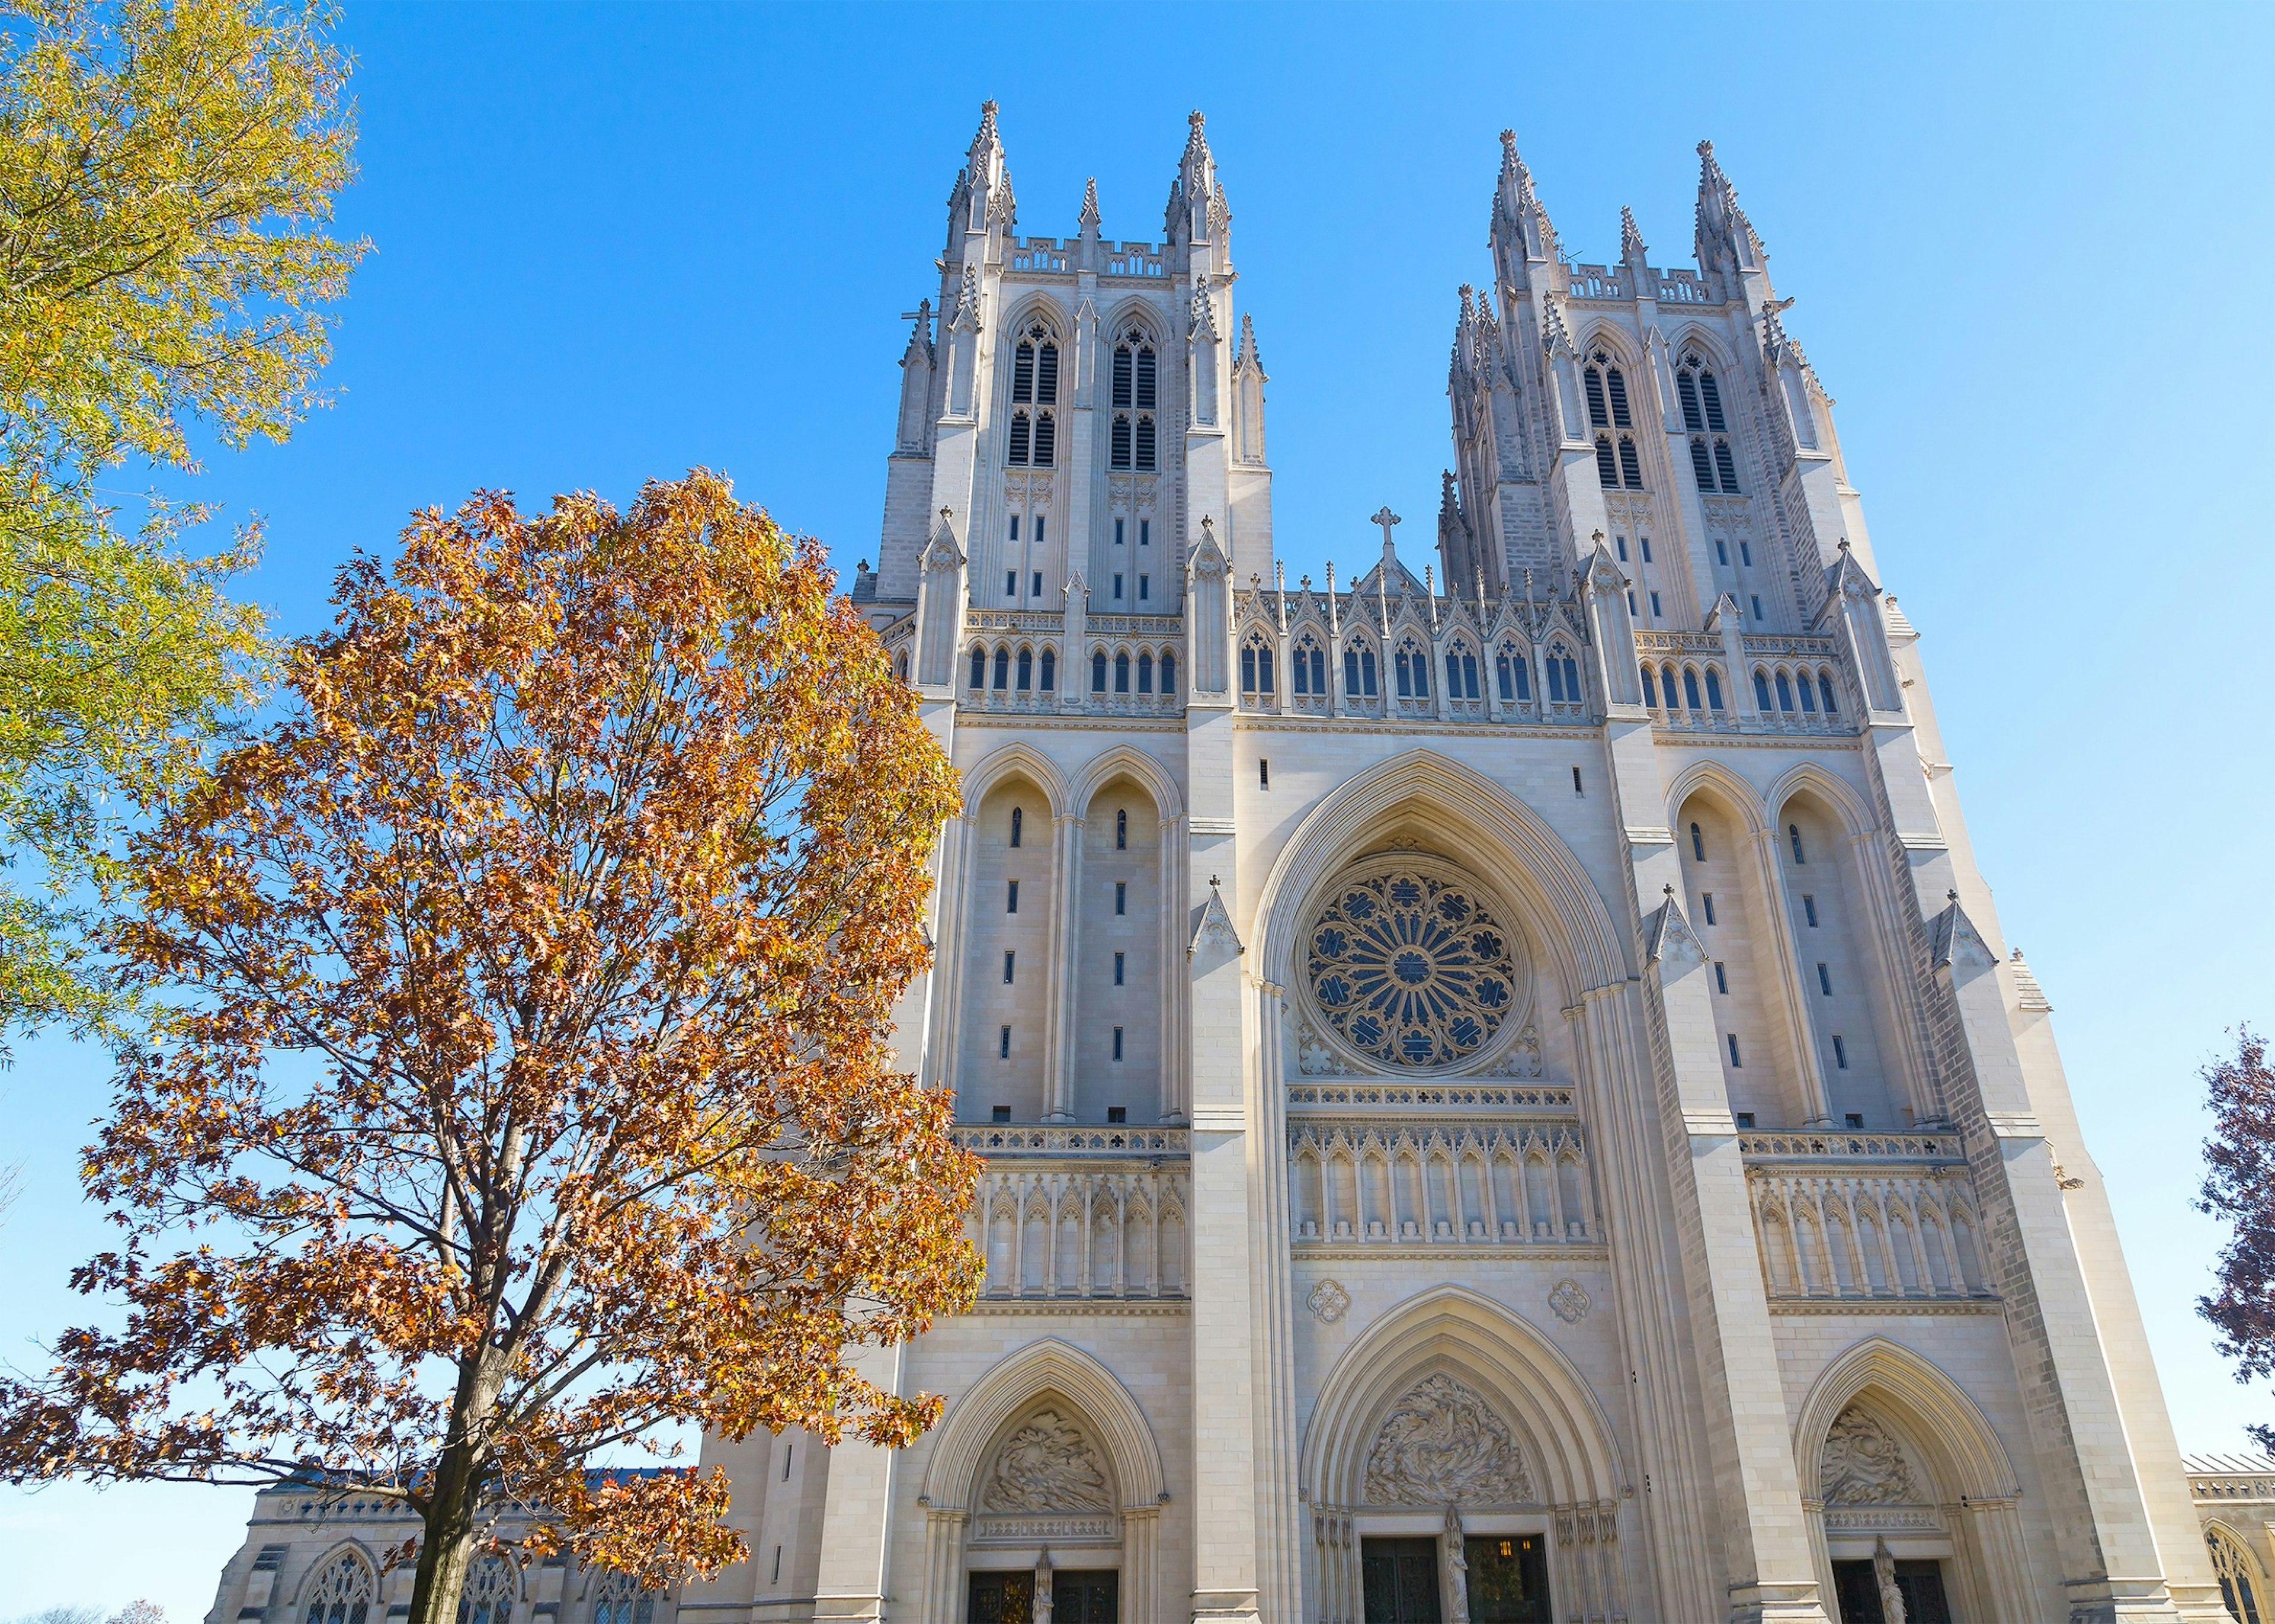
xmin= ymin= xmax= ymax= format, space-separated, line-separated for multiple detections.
xmin=1543 ymin=640 xmax=1581 ymax=704
xmin=1444 ymin=639 xmax=1481 ymax=699
xmin=1678 ymin=352 xmax=1741 ymax=493
xmin=1241 ymin=634 xmax=1277 ymax=697
xmin=1290 ymin=636 xmax=1327 ymax=697
xmin=302 ymin=1552 xmax=376 ymax=1624
xmin=1393 ymin=636 xmax=1430 ymax=699
xmin=1110 ymin=325 xmax=1159 ymax=470
xmin=1496 ymin=641 xmax=1532 ymax=702
xmin=1005 ymin=320 xmax=1059 ymax=467
xmin=1343 ymin=639 xmax=1379 ymax=699
xmin=1585 ymin=348 xmax=1644 ymax=489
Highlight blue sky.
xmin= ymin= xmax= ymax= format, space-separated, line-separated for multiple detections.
xmin=4 ymin=2 xmax=2272 ymax=1616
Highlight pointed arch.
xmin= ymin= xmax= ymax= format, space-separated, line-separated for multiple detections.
xmin=920 ymin=1337 xmax=1165 ymax=1511
xmin=959 ymin=740 xmax=1072 ymax=820
xmin=998 ymin=291 xmax=1071 ymax=342
xmin=1069 ymin=743 xmax=1184 ymax=823
xmin=1250 ymin=749 xmax=1627 ymax=1000
xmin=1764 ymin=760 xmax=1877 ymax=838
xmin=1792 ymin=1336 xmax=2019 ymax=1501
xmin=1300 ymin=1282 xmax=1624 ymax=1509
xmin=1662 ymin=758 xmax=1771 ymax=840
xmin=287 ymin=1539 xmax=383 ymax=1608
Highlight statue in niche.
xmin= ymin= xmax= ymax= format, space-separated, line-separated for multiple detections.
xmin=1820 ymin=1405 xmax=1920 ymax=1505
xmin=980 ymin=1408 xmax=1111 ymax=1513
xmin=1363 ymin=1372 xmax=1534 ymax=1506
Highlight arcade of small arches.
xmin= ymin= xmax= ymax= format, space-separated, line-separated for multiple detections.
xmin=290 ymin=1545 xmax=656 ymax=1624
xmin=960 ymin=638 xmax=1181 ymax=711
xmin=1236 ymin=621 xmax=1584 ymax=718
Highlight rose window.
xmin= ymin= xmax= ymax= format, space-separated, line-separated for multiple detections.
xmin=1305 ymin=865 xmax=1521 ymax=1070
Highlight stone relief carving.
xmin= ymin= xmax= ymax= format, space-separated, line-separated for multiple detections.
xmin=1296 ymin=1018 xmax=1347 ymax=1077
xmin=1820 ymin=1405 xmax=1920 ymax=1506
xmin=1306 ymin=1279 xmax=1350 ymax=1324
xmin=979 ymin=1408 xmax=1111 ymax=1513
xmin=1547 ymin=1279 xmax=1590 ymax=1324
xmin=1363 ymin=1372 xmax=1534 ymax=1506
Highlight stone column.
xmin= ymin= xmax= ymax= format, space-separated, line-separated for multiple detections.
xmin=1748 ymin=825 xmax=1833 ymax=1126
xmin=811 ymin=1343 xmax=906 ymax=1624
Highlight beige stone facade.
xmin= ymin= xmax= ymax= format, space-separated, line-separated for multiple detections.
xmin=205 ymin=105 xmax=2238 ymax=1624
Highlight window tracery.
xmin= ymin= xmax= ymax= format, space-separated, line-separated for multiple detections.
xmin=1585 ymin=348 xmax=1643 ymax=489
xmin=1110 ymin=324 xmax=1158 ymax=471
xmin=1678 ymin=351 xmax=1740 ymax=494
xmin=302 ymin=1551 xmax=376 ymax=1624
xmin=1005 ymin=319 xmax=1059 ymax=467
xmin=1304 ymin=861 xmax=1526 ymax=1072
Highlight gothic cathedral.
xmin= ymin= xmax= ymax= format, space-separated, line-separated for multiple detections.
xmin=203 ymin=105 xmax=2248 ymax=1624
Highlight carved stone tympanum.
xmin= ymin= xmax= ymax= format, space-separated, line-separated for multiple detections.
xmin=1363 ymin=1372 xmax=1533 ymax=1506
xmin=980 ymin=1408 xmax=1111 ymax=1513
xmin=1821 ymin=1405 xmax=1920 ymax=1505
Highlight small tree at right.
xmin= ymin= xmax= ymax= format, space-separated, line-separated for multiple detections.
xmin=2197 ymin=1025 xmax=2275 ymax=1450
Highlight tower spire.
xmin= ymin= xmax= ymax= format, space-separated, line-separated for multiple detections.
xmin=949 ymin=98 xmax=1014 ymax=241
xmin=1694 ymin=139 xmax=1767 ymax=284
xmin=1167 ymin=110 xmax=1231 ymax=271
xmin=1620 ymin=205 xmax=1648 ymax=267
xmin=1079 ymin=175 xmax=1101 ymax=235
xmin=1489 ymin=129 xmax=1559 ymax=274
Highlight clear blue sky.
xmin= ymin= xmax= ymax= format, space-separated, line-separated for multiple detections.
xmin=4 ymin=3 xmax=2271 ymax=1616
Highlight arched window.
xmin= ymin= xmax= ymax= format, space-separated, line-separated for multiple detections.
xmin=1446 ymin=642 xmax=1479 ymax=699
xmin=1585 ymin=349 xmax=1643 ymax=489
xmin=969 ymin=646 xmax=986 ymax=689
xmin=459 ymin=1556 xmax=515 ymax=1624
xmin=1640 ymin=665 xmax=1658 ymax=707
xmin=1137 ymin=650 xmax=1154 ymax=693
xmin=1545 ymin=641 xmax=1579 ymax=702
xmin=591 ymin=1572 xmax=658 ymax=1624
xmin=2209 ymin=1525 xmax=2266 ymax=1624
xmin=1393 ymin=638 xmax=1428 ymax=699
xmin=1818 ymin=670 xmax=1838 ymax=714
xmin=1754 ymin=668 xmax=1773 ymax=710
xmin=1241 ymin=637 xmax=1276 ymax=695
xmin=1705 ymin=667 xmax=1724 ymax=710
xmin=1159 ymin=649 xmax=1175 ymax=694
xmin=1683 ymin=667 xmax=1703 ymax=711
xmin=1116 ymin=808 xmax=1127 ymax=849
xmin=892 ymin=650 xmax=908 ymax=683
xmin=1091 ymin=650 xmax=1107 ymax=693
xmin=1678 ymin=353 xmax=1741 ymax=493
xmin=992 ymin=646 xmax=1011 ymax=690
xmin=1006 ymin=320 xmax=1059 ymax=467
xmin=1690 ymin=822 xmax=1705 ymax=861
xmin=1039 ymin=647 xmax=1056 ymax=691
xmin=1497 ymin=643 xmax=1531 ymax=702
xmin=1344 ymin=642 xmax=1378 ymax=698
xmin=1789 ymin=824 xmax=1806 ymax=864
xmin=302 ymin=1551 xmax=376 ymax=1624
xmin=1110 ymin=326 xmax=1158 ymax=471
xmin=1010 ymin=807 xmax=1023 ymax=848
xmin=1797 ymin=669 xmax=1817 ymax=711
xmin=1114 ymin=650 xmax=1130 ymax=693
xmin=1292 ymin=637 xmax=1324 ymax=695
xmin=1015 ymin=647 xmax=1033 ymax=691
xmin=1774 ymin=670 xmax=1795 ymax=711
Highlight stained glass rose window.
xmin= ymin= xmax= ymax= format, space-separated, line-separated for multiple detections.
xmin=1304 ymin=864 xmax=1523 ymax=1070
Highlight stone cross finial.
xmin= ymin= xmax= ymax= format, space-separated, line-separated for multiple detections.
xmin=1371 ymin=506 xmax=1402 ymax=552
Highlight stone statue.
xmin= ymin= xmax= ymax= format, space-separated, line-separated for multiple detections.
xmin=1444 ymin=1504 xmax=1471 ymax=1624
xmin=1872 ymin=1536 xmax=1906 ymax=1624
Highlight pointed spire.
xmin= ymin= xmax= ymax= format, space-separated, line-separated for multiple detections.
xmin=1491 ymin=129 xmax=1558 ymax=269
xmin=951 ymin=98 xmax=1013 ymax=238
xmin=1079 ymin=175 xmax=1101 ymax=235
xmin=1167 ymin=110 xmax=1228 ymax=264
xmin=1694 ymin=139 xmax=1767 ymax=280
xmin=1234 ymin=310 xmax=1264 ymax=374
xmin=900 ymin=298 xmax=933 ymax=366
xmin=1620 ymin=205 xmax=1648 ymax=264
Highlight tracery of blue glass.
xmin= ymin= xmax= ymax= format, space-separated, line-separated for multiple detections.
xmin=1306 ymin=868 xmax=1519 ymax=1070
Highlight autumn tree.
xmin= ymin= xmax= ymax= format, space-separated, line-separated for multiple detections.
xmin=0 ymin=0 xmax=362 ymax=1044
xmin=2198 ymin=1025 xmax=2275 ymax=1449
xmin=0 ymin=474 xmax=980 ymax=1624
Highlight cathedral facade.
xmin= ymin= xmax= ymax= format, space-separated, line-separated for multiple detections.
xmin=205 ymin=107 xmax=2237 ymax=1624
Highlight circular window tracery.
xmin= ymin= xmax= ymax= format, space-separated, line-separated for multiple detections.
xmin=1303 ymin=859 xmax=1527 ymax=1071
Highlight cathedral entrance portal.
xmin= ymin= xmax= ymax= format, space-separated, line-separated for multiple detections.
xmin=964 ymin=1568 xmax=1118 ymax=1624
xmin=1464 ymin=1535 xmax=1552 ymax=1623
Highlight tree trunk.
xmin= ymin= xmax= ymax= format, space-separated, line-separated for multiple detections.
xmin=406 ymin=1432 xmax=484 ymax=1624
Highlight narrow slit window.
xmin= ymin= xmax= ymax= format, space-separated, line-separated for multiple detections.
xmin=1113 ymin=1026 xmax=1124 ymax=1061
xmin=1713 ymin=961 xmax=1728 ymax=994
xmin=1116 ymin=808 xmax=1128 ymax=850
xmin=1702 ymin=892 xmax=1716 ymax=926
xmin=998 ymin=1028 xmax=1011 ymax=1060
xmin=1002 ymin=951 xmax=1015 ymax=984
xmin=1715 ymin=537 xmax=1729 ymax=566
xmin=1571 ymin=765 xmax=1584 ymax=795
xmin=1006 ymin=880 xmax=1018 ymax=914
xmin=1833 ymin=1037 xmax=1850 ymax=1070
xmin=1690 ymin=822 xmax=1705 ymax=861
xmin=1010 ymin=807 xmax=1023 ymax=847
xmin=1817 ymin=962 xmax=1832 ymax=995
xmin=1803 ymin=894 xmax=1819 ymax=927
xmin=1260 ymin=758 xmax=1270 ymax=788
xmin=1751 ymin=594 xmax=1764 ymax=621
xmin=1115 ymin=881 xmax=1127 ymax=916
xmin=1726 ymin=1033 xmax=1743 ymax=1067
xmin=1114 ymin=951 xmax=1125 ymax=986
xmin=1789 ymin=824 xmax=1806 ymax=863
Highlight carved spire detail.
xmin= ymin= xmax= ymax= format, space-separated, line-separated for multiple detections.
xmin=1620 ymin=204 xmax=1648 ymax=264
xmin=1694 ymin=137 xmax=1767 ymax=280
xmin=1234 ymin=310 xmax=1264 ymax=375
xmin=1079 ymin=175 xmax=1101 ymax=234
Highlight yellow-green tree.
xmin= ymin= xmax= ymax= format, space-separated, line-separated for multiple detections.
xmin=0 ymin=0 xmax=362 ymax=1045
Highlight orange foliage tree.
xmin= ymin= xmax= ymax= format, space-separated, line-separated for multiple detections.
xmin=0 ymin=473 xmax=978 ymax=1623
